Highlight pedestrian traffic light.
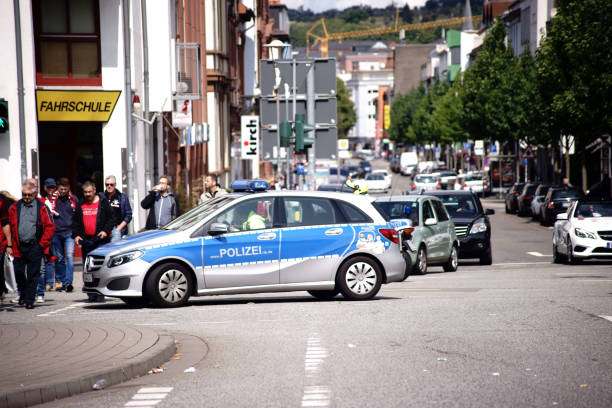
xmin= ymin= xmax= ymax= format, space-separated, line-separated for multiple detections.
xmin=0 ymin=99 xmax=8 ymax=134
xmin=294 ymin=114 xmax=314 ymax=152
xmin=279 ymin=120 xmax=292 ymax=148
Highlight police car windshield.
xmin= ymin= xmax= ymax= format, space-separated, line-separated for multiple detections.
xmin=162 ymin=196 xmax=235 ymax=230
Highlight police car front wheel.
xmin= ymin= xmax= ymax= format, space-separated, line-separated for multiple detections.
xmin=146 ymin=263 xmax=193 ymax=307
xmin=337 ymin=257 xmax=382 ymax=300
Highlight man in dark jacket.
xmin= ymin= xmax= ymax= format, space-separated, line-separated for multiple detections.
xmin=101 ymin=175 xmax=132 ymax=242
xmin=8 ymin=183 xmax=55 ymax=309
xmin=140 ymin=175 xmax=180 ymax=230
xmin=72 ymin=181 xmax=113 ymax=302
xmin=49 ymin=177 xmax=79 ymax=292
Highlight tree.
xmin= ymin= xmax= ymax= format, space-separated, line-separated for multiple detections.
xmin=410 ymin=80 xmax=449 ymax=144
xmin=344 ymin=7 xmax=369 ymax=24
xmin=399 ymin=5 xmax=413 ymax=23
xmin=389 ymin=85 xmax=424 ymax=143
xmin=336 ymin=78 xmax=356 ymax=138
xmin=536 ymin=0 xmax=612 ymax=185
xmin=431 ymin=80 xmax=469 ymax=144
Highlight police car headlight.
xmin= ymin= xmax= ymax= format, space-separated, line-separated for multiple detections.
xmin=574 ymin=228 xmax=596 ymax=239
xmin=108 ymin=250 xmax=144 ymax=268
xmin=469 ymin=218 xmax=487 ymax=234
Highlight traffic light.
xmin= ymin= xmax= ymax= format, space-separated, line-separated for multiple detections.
xmin=294 ymin=114 xmax=314 ymax=152
xmin=279 ymin=120 xmax=292 ymax=148
xmin=0 ymin=99 xmax=8 ymax=133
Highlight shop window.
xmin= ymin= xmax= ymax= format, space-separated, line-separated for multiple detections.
xmin=34 ymin=0 xmax=101 ymax=86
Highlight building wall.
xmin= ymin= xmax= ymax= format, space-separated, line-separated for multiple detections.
xmin=347 ymin=70 xmax=393 ymax=140
xmin=393 ymin=44 xmax=435 ymax=95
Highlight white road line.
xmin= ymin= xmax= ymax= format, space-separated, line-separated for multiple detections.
xmin=527 ymin=252 xmax=552 ymax=257
xmin=492 ymin=261 xmax=552 ymax=266
xmin=125 ymin=387 xmax=173 ymax=407
xmin=37 ymin=302 xmax=89 ymax=317
xmin=302 ymin=336 xmax=331 ymax=407
xmin=598 ymin=315 xmax=612 ymax=322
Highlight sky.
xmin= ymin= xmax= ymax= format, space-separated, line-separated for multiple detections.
xmin=282 ymin=0 xmax=427 ymax=13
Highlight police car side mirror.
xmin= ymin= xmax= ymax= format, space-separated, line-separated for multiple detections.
xmin=424 ymin=218 xmax=437 ymax=226
xmin=556 ymin=213 xmax=568 ymax=221
xmin=208 ymin=222 xmax=229 ymax=236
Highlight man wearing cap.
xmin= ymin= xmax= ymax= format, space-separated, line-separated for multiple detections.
xmin=8 ymin=182 xmax=55 ymax=309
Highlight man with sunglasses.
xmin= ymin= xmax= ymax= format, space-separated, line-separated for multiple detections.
xmin=101 ymin=175 xmax=132 ymax=242
xmin=7 ymin=183 xmax=55 ymax=309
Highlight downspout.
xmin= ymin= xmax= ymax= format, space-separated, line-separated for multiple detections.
xmin=141 ymin=0 xmax=151 ymax=192
xmin=13 ymin=0 xmax=27 ymax=181
xmin=123 ymin=0 xmax=136 ymax=232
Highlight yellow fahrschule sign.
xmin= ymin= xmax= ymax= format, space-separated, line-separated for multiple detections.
xmin=36 ymin=90 xmax=121 ymax=122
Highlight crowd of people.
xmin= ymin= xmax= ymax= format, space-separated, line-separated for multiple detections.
xmin=0 ymin=172 xmax=231 ymax=309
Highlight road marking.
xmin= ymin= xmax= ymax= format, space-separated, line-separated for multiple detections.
xmin=302 ymin=335 xmax=331 ymax=407
xmin=135 ymin=323 xmax=177 ymax=326
xmin=576 ymin=279 xmax=612 ymax=282
xmin=527 ymin=252 xmax=552 ymax=257
xmin=125 ymin=387 xmax=173 ymax=407
xmin=37 ymin=302 xmax=89 ymax=317
xmin=598 ymin=315 xmax=612 ymax=322
xmin=492 ymin=261 xmax=552 ymax=266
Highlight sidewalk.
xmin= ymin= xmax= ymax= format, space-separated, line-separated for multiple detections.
xmin=0 ymin=322 xmax=176 ymax=408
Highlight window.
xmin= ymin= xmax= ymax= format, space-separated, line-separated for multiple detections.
xmin=282 ymin=197 xmax=340 ymax=227
xmin=33 ymin=0 xmax=101 ymax=86
xmin=336 ymin=201 xmax=372 ymax=223
xmin=374 ymin=201 xmax=419 ymax=225
xmin=432 ymin=200 xmax=449 ymax=222
xmin=437 ymin=194 xmax=478 ymax=218
xmin=450 ymin=46 xmax=461 ymax=65
xmin=423 ymin=201 xmax=435 ymax=221
xmin=214 ymin=198 xmax=275 ymax=232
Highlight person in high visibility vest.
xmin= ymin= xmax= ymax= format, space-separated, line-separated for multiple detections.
xmin=242 ymin=210 xmax=266 ymax=230
xmin=345 ymin=178 xmax=369 ymax=195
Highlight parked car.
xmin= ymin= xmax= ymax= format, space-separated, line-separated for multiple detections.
xmin=400 ymin=151 xmax=418 ymax=176
xmin=505 ymin=182 xmax=526 ymax=214
xmin=371 ymin=169 xmax=392 ymax=186
xmin=328 ymin=167 xmax=348 ymax=184
xmin=453 ymin=174 xmax=469 ymax=190
xmin=540 ymin=186 xmax=586 ymax=226
xmin=374 ymin=195 xmax=459 ymax=275
xmin=553 ymin=200 xmax=612 ymax=263
xmin=530 ymin=184 xmax=551 ymax=220
xmin=346 ymin=165 xmax=365 ymax=179
xmin=359 ymin=160 xmax=372 ymax=174
xmin=363 ymin=173 xmax=391 ymax=193
xmin=83 ymin=181 xmax=409 ymax=306
xmin=411 ymin=174 xmax=441 ymax=194
xmin=517 ymin=183 xmax=540 ymax=216
xmin=461 ymin=174 xmax=489 ymax=197
xmin=435 ymin=171 xmax=458 ymax=190
xmin=317 ymin=183 xmax=354 ymax=193
xmin=424 ymin=190 xmax=494 ymax=264
xmin=390 ymin=154 xmax=402 ymax=173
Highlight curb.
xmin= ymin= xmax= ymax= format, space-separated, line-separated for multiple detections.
xmin=1 ymin=333 xmax=176 ymax=408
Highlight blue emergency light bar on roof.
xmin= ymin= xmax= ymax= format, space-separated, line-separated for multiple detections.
xmin=230 ymin=179 xmax=270 ymax=192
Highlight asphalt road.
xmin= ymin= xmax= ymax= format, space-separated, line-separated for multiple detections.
xmin=4 ymin=161 xmax=611 ymax=408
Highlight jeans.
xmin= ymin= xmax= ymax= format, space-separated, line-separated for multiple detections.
xmin=36 ymin=257 xmax=56 ymax=297
xmin=14 ymin=244 xmax=43 ymax=305
xmin=110 ymin=228 xmax=123 ymax=243
xmin=53 ymin=232 xmax=75 ymax=286
xmin=81 ymin=238 xmax=102 ymax=301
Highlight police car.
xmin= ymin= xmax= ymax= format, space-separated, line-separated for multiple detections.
xmin=83 ymin=180 xmax=409 ymax=307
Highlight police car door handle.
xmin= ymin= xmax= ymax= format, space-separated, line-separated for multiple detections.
xmin=257 ymin=232 xmax=276 ymax=240
xmin=325 ymin=228 xmax=343 ymax=236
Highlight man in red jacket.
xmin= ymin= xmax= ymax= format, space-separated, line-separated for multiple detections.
xmin=8 ymin=182 xmax=55 ymax=309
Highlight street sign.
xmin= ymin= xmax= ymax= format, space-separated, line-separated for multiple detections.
xmin=521 ymin=146 xmax=535 ymax=159
xmin=240 ymin=115 xmax=259 ymax=160
xmin=489 ymin=141 xmax=499 ymax=156
xmin=172 ymin=99 xmax=192 ymax=128
xmin=474 ymin=140 xmax=484 ymax=156
xmin=338 ymin=139 xmax=349 ymax=150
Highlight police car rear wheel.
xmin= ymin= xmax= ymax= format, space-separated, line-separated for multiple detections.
xmin=146 ymin=263 xmax=192 ymax=307
xmin=337 ymin=257 xmax=382 ymax=300
xmin=307 ymin=290 xmax=340 ymax=300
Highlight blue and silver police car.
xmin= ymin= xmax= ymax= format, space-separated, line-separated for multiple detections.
xmin=83 ymin=180 xmax=409 ymax=307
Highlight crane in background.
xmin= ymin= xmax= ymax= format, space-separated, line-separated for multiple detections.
xmin=306 ymin=14 xmax=481 ymax=57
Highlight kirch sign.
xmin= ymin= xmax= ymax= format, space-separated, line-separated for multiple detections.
xmin=241 ymin=115 xmax=259 ymax=160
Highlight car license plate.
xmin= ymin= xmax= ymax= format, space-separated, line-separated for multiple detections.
xmin=83 ymin=272 xmax=93 ymax=283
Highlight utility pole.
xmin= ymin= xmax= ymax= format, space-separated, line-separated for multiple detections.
xmin=306 ymin=62 xmax=315 ymax=190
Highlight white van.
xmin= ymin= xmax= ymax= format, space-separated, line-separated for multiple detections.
xmin=400 ymin=151 xmax=418 ymax=176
